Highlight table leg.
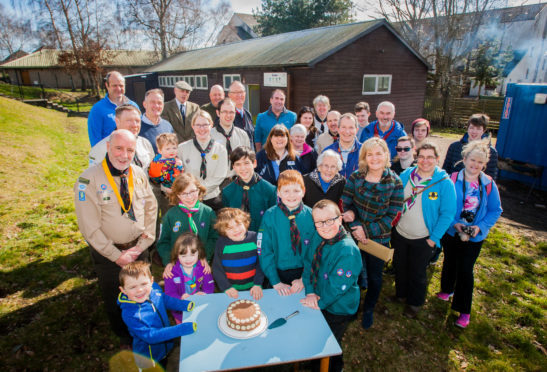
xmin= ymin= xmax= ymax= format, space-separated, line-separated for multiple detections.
xmin=320 ymin=357 xmax=330 ymax=372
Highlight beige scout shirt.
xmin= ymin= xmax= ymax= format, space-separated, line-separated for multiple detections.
xmin=316 ymin=132 xmax=335 ymax=153
xmin=210 ymin=125 xmax=251 ymax=177
xmin=74 ymin=163 xmax=157 ymax=262
xmin=177 ymin=139 xmax=228 ymax=200
xmin=88 ymin=135 xmax=155 ymax=173
xmin=396 ymin=181 xmax=429 ymax=240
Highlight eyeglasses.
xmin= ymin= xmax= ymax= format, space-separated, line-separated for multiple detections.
xmin=193 ymin=124 xmax=210 ymax=129
xmin=314 ymin=215 xmax=340 ymax=228
xmin=396 ymin=147 xmax=412 ymax=152
xmin=319 ymin=164 xmax=338 ymax=171
xmin=417 ymin=155 xmax=437 ymax=161
xmin=180 ymin=189 xmax=199 ymax=198
xmin=230 ymin=91 xmax=245 ymax=95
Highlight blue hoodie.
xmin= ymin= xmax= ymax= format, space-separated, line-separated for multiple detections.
xmin=118 ymin=282 xmax=196 ymax=368
xmin=445 ymin=170 xmax=502 ymax=242
xmin=359 ymin=120 xmax=406 ymax=159
xmin=399 ymin=166 xmax=457 ymax=247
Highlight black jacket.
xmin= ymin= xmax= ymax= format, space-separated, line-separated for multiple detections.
xmin=303 ymin=169 xmax=346 ymax=209
xmin=442 ymin=133 xmax=498 ymax=179
xmin=255 ymin=149 xmax=302 ymax=186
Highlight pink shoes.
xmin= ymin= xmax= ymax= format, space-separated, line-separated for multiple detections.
xmin=436 ymin=292 xmax=453 ymax=301
xmin=455 ymin=313 xmax=470 ymax=328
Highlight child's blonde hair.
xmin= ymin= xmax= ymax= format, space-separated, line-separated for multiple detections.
xmin=119 ymin=261 xmax=152 ymax=287
xmin=461 ymin=139 xmax=491 ymax=165
xmin=214 ymin=208 xmax=251 ymax=236
xmin=170 ymin=232 xmax=206 ymax=264
xmin=156 ymin=133 xmax=178 ymax=152
xmin=169 ymin=173 xmax=207 ymax=205
xmin=277 ymin=169 xmax=305 ymax=192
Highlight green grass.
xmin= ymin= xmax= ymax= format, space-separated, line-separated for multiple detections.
xmin=0 ymin=96 xmax=545 ymax=370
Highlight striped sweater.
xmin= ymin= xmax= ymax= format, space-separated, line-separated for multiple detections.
xmin=342 ymin=168 xmax=404 ymax=244
xmin=212 ymin=232 xmax=264 ymax=291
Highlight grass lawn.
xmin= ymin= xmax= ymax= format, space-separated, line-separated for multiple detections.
xmin=0 ymin=97 xmax=545 ymax=371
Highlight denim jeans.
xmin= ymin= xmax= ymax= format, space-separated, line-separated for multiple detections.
xmin=361 ymin=251 xmax=385 ymax=312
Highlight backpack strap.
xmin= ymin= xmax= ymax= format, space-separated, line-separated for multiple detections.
xmin=483 ymin=174 xmax=493 ymax=195
xmin=450 ymin=171 xmax=458 ymax=184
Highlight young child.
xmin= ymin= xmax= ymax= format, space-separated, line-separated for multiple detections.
xmin=117 ymin=261 xmax=196 ymax=370
xmin=222 ymin=146 xmax=277 ymax=232
xmin=213 ymin=208 xmax=264 ymax=300
xmin=157 ymin=173 xmax=217 ymax=265
xmin=149 ymin=133 xmax=184 ymax=193
xmin=258 ymin=170 xmax=316 ymax=296
xmin=164 ymin=233 xmax=214 ymax=324
xmin=301 ymin=200 xmax=362 ymax=372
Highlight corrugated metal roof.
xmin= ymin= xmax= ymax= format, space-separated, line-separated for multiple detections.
xmin=148 ymin=19 xmax=422 ymax=72
xmin=0 ymin=49 xmax=160 ymax=68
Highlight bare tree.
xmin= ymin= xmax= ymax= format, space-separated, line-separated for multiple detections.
xmin=0 ymin=4 xmax=37 ymax=60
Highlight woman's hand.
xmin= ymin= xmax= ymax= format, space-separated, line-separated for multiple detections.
xmin=350 ymin=225 xmax=367 ymax=244
xmin=470 ymin=225 xmax=480 ymax=237
xmin=250 ymin=286 xmax=263 ymax=300
xmin=300 ymin=293 xmax=320 ymax=309
xmin=162 ymin=263 xmax=174 ymax=279
xmin=290 ymin=278 xmax=304 ymax=294
xmin=426 ymin=238 xmax=435 ymax=248
xmin=273 ymin=282 xmax=292 ymax=296
xmin=454 ymin=223 xmax=465 ymax=233
xmin=201 ymin=259 xmax=211 ymax=274
xmin=342 ymin=210 xmax=355 ymax=223
xmin=225 ymin=288 xmax=238 ymax=299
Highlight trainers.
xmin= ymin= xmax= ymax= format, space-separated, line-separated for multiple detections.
xmin=455 ymin=313 xmax=470 ymax=328
xmin=436 ymin=292 xmax=453 ymax=301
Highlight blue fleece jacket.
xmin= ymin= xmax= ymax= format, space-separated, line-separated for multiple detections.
xmin=324 ymin=140 xmax=362 ymax=179
xmin=445 ymin=170 xmax=502 ymax=242
xmin=118 ymin=283 xmax=196 ymax=368
xmin=254 ymin=107 xmax=297 ymax=145
xmin=359 ymin=120 xmax=406 ymax=159
xmin=399 ymin=166 xmax=457 ymax=247
xmin=87 ymin=94 xmax=139 ymax=146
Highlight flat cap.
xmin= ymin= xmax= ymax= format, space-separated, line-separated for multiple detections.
xmin=174 ymin=80 xmax=193 ymax=92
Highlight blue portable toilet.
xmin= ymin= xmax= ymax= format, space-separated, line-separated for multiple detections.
xmin=496 ymin=83 xmax=547 ymax=190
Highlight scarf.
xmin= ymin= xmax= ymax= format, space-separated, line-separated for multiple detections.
xmin=315 ymin=113 xmax=327 ymax=132
xmin=104 ymin=156 xmax=136 ymax=221
xmin=311 ymin=226 xmax=347 ymax=291
xmin=178 ymin=201 xmax=200 ymax=234
xmin=277 ymin=200 xmax=304 ymax=255
xmin=235 ymin=173 xmax=261 ymax=212
xmin=329 ymin=130 xmax=339 ymax=142
xmin=403 ymin=168 xmax=432 ymax=213
xmin=193 ymin=139 xmax=214 ymax=179
xmin=374 ymin=121 xmax=396 ymax=140
xmin=214 ymin=123 xmax=234 ymax=155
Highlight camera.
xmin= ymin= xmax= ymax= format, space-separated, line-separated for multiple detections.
xmin=460 ymin=210 xmax=476 ymax=223
xmin=458 ymin=225 xmax=475 ymax=242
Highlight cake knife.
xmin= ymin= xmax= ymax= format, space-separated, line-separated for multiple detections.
xmin=268 ymin=310 xmax=300 ymax=329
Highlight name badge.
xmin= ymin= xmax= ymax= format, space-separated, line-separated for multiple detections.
xmin=287 ymin=161 xmax=295 ymax=166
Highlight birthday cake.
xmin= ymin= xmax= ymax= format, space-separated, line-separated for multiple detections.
xmin=226 ymin=299 xmax=262 ymax=331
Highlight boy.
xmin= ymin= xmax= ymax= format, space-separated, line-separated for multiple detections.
xmin=213 ymin=208 xmax=264 ymax=300
xmin=391 ymin=136 xmax=417 ymax=175
xmin=222 ymin=146 xmax=277 ymax=232
xmin=301 ymin=200 xmax=362 ymax=372
xmin=354 ymin=101 xmax=370 ymax=140
xmin=410 ymin=118 xmax=430 ymax=148
xmin=149 ymin=133 xmax=184 ymax=194
xmin=118 ymin=261 xmax=196 ymax=370
xmin=258 ymin=170 xmax=316 ymax=296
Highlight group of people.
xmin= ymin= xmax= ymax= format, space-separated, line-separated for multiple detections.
xmin=75 ymin=71 xmax=502 ymax=371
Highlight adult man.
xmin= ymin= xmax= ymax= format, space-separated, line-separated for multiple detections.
xmin=162 ymin=81 xmax=200 ymax=143
xmin=201 ymin=84 xmax=225 ymax=122
xmin=313 ymin=95 xmax=330 ymax=132
xmin=359 ymin=101 xmax=406 ymax=159
xmin=139 ymin=89 xmax=174 ymax=154
xmin=324 ymin=113 xmax=362 ymax=178
xmin=354 ymin=101 xmax=370 ymax=140
xmin=87 ymin=71 xmax=138 ymax=146
xmin=316 ymin=110 xmax=341 ymax=153
xmin=89 ymin=104 xmax=155 ymax=173
xmin=74 ymin=129 xmax=157 ymax=346
xmin=210 ymin=98 xmax=251 ymax=177
xmin=254 ymin=89 xmax=297 ymax=151
xmin=228 ymin=81 xmax=255 ymax=148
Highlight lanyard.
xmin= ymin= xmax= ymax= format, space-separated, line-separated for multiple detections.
xmin=101 ymin=159 xmax=134 ymax=213
xmin=374 ymin=121 xmax=395 ymax=140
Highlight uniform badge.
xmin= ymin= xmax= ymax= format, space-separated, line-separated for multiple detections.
xmin=78 ymin=183 xmax=86 ymax=190
xmin=78 ymin=191 xmax=85 ymax=201
xmin=200 ymin=222 xmax=205 ymax=228
xmin=260 ymin=210 xmax=264 ymax=215
xmin=100 ymin=184 xmax=107 ymax=190
xmin=337 ymin=268 xmax=344 ymax=276
xmin=345 ymin=271 xmax=352 ymax=278
xmin=198 ymin=277 xmax=203 ymax=282
xmin=304 ymin=239 xmax=310 ymax=245
xmin=78 ymin=177 xmax=90 ymax=185
xmin=323 ymin=273 xmax=328 ymax=279
xmin=173 ymin=277 xmax=181 ymax=284
xmin=341 ymin=284 xmax=347 ymax=291
xmin=428 ymin=191 xmax=438 ymax=200
xmin=287 ymin=161 xmax=295 ymax=166
xmin=212 ymin=154 xmax=218 ymax=160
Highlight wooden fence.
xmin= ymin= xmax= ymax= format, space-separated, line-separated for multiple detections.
xmin=424 ymin=96 xmax=505 ymax=130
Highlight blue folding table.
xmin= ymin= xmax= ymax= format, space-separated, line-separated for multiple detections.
xmin=179 ymin=289 xmax=342 ymax=371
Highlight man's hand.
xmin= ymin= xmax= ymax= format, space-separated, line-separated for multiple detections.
xmin=115 ymin=249 xmax=140 ymax=267
xmin=290 ymin=278 xmax=304 ymax=294
xmin=300 ymin=294 xmax=320 ymax=309
xmin=426 ymin=238 xmax=435 ymax=248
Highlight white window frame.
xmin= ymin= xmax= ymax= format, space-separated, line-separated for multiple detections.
xmin=223 ymin=74 xmax=241 ymax=90
xmin=159 ymin=75 xmax=208 ymax=89
xmin=362 ymin=74 xmax=392 ymax=95
xmin=195 ymin=75 xmax=208 ymax=90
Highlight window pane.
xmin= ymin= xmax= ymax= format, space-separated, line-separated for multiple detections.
xmin=363 ymin=76 xmax=376 ymax=92
xmin=224 ymin=75 xmax=230 ymax=88
xmin=189 ymin=76 xmax=195 ymax=87
xmin=233 ymin=75 xmax=241 ymax=82
xmin=378 ymin=76 xmax=390 ymax=92
xmin=203 ymin=76 xmax=208 ymax=88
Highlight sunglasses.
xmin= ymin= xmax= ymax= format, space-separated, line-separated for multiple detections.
xmin=395 ymin=147 xmax=412 ymax=152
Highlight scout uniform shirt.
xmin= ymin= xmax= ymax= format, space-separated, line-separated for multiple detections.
xmin=210 ymin=125 xmax=251 ymax=177
xmin=74 ymin=163 xmax=157 ymax=262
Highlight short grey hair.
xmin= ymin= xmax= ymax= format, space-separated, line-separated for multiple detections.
xmin=339 ymin=113 xmax=358 ymax=129
xmin=290 ymin=124 xmax=307 ymax=136
xmin=313 ymin=95 xmax=331 ymax=108
xmin=317 ymin=149 xmax=343 ymax=171
xmin=377 ymin=101 xmax=395 ymax=112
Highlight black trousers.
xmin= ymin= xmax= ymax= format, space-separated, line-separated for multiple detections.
xmin=321 ymin=310 xmax=353 ymax=372
xmin=89 ymin=246 xmax=149 ymax=342
xmin=440 ymin=233 xmax=484 ymax=314
xmin=203 ymin=194 xmax=223 ymax=213
xmin=277 ymin=267 xmax=303 ymax=285
xmin=392 ymin=229 xmax=435 ymax=307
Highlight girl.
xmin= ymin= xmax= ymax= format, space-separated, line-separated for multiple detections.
xmin=438 ymin=140 xmax=502 ymax=328
xmin=164 ymin=233 xmax=214 ymax=324
xmin=157 ymin=173 xmax=217 ymax=265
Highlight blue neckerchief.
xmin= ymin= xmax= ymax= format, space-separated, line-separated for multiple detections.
xmin=271 ymin=160 xmax=281 ymax=180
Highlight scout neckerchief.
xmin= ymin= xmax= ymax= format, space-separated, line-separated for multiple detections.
xmin=374 ymin=121 xmax=396 ymax=140
xmin=214 ymin=123 xmax=234 ymax=155
xmin=402 ymin=167 xmax=432 ymax=213
xmin=179 ymin=262 xmax=198 ymax=295
xmin=193 ymin=139 xmax=214 ymax=179
xmin=329 ymin=130 xmax=339 ymax=142
xmin=335 ymin=140 xmax=356 ymax=167
xmin=277 ymin=200 xmax=304 ymax=255
xmin=311 ymin=226 xmax=347 ymax=291
xmin=315 ymin=113 xmax=327 ymax=132
xmin=235 ymin=173 xmax=261 ymax=212
xmin=102 ymin=157 xmax=136 ymax=221
xmin=178 ymin=201 xmax=200 ymax=234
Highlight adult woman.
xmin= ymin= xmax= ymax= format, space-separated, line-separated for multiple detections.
xmin=297 ymin=106 xmax=319 ymax=147
xmin=312 ymin=95 xmax=330 ymax=133
xmin=437 ymin=140 xmax=502 ymax=328
xmin=255 ymin=124 xmax=302 ymax=186
xmin=290 ymin=124 xmax=317 ymax=174
xmin=341 ymin=137 xmax=404 ymax=329
xmin=324 ymin=113 xmax=362 ymax=178
xmin=303 ymin=150 xmax=346 ymax=208
xmin=391 ymin=142 xmax=456 ymax=318
xmin=177 ymin=110 xmax=227 ymax=211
